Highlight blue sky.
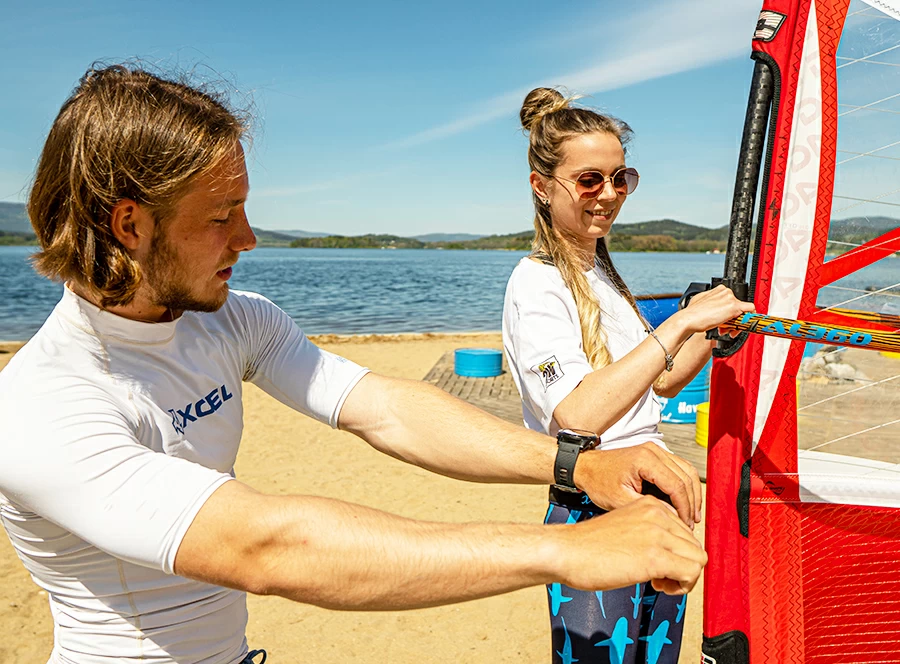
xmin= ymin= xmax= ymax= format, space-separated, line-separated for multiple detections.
xmin=0 ymin=0 xmax=765 ymax=235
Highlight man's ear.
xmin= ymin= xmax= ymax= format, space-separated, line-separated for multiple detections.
xmin=529 ymin=171 xmax=550 ymax=202
xmin=109 ymin=199 xmax=154 ymax=252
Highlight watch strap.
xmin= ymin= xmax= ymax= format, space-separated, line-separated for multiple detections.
xmin=553 ymin=440 xmax=582 ymax=490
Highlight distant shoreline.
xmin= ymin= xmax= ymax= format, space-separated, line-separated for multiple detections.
xmin=0 ymin=331 xmax=503 ymax=347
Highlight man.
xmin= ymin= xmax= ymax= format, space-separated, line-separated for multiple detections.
xmin=0 ymin=64 xmax=706 ymax=663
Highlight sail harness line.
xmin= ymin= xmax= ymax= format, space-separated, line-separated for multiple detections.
xmin=836 ymin=42 xmax=900 ymax=68
xmin=837 ymin=44 xmax=900 ymax=69
xmin=838 ymin=105 xmax=900 ymax=115
xmin=826 ymin=238 xmax=883 ymax=247
xmin=798 ymin=411 xmax=898 ymax=426
xmin=824 ymin=282 xmax=900 ymax=294
xmin=799 ymin=373 xmax=900 ymax=411
xmin=849 ymin=4 xmax=893 ymax=16
xmin=837 ymin=139 xmax=900 ymax=165
xmin=838 ymin=90 xmax=900 ymax=117
xmin=838 ymin=149 xmax=900 ymax=162
xmin=804 ymin=417 xmax=900 ymax=452
xmin=833 ymin=193 xmax=900 ymax=213
xmin=817 ymin=280 xmax=900 ymax=312
xmin=838 ymin=58 xmax=900 ymax=67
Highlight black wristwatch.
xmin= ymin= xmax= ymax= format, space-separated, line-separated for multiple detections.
xmin=553 ymin=429 xmax=599 ymax=492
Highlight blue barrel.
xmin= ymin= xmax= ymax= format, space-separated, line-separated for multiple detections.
xmin=454 ymin=348 xmax=503 ymax=377
xmin=636 ymin=295 xmax=681 ymax=330
xmin=658 ymin=360 xmax=711 ymax=423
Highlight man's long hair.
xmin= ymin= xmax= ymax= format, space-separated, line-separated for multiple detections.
xmin=28 ymin=63 xmax=250 ymax=307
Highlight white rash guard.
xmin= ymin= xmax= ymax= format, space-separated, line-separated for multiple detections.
xmin=0 ymin=286 xmax=369 ymax=663
xmin=502 ymin=257 xmax=665 ymax=450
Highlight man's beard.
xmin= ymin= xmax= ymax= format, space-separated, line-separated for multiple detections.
xmin=144 ymin=230 xmax=229 ymax=314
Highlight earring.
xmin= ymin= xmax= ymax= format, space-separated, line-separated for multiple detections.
xmin=540 ymin=198 xmax=549 ymax=205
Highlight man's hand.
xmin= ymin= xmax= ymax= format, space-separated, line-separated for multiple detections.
xmin=553 ymin=496 xmax=707 ymax=595
xmin=573 ymin=443 xmax=702 ymax=528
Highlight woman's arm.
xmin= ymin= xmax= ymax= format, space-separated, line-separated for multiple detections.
xmin=554 ymin=285 xmax=753 ymax=435
xmin=652 ymin=332 xmax=713 ymax=398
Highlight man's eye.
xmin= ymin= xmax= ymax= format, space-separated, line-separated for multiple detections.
xmin=212 ymin=217 xmax=229 ymax=224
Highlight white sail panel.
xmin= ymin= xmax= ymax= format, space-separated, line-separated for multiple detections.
xmin=753 ymin=1 xmax=822 ymax=450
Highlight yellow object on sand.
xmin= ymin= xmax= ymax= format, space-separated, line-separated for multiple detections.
xmin=881 ymin=351 xmax=900 ymax=359
xmin=695 ymin=402 xmax=710 ymax=448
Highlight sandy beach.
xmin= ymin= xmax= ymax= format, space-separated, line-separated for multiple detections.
xmin=0 ymin=333 xmax=705 ymax=663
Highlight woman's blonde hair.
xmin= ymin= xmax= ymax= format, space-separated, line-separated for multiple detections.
xmin=27 ymin=63 xmax=250 ymax=308
xmin=521 ymin=87 xmax=642 ymax=371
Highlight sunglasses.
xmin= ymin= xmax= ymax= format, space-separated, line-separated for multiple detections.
xmin=552 ymin=167 xmax=640 ymax=198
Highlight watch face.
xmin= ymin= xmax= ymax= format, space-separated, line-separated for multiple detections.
xmin=558 ymin=428 xmax=599 ymax=451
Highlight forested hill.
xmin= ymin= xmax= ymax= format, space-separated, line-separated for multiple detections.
xmin=1 ymin=199 xmax=895 ymax=252
xmin=609 ymin=220 xmax=728 ymax=252
xmin=290 ymin=221 xmax=730 ymax=252
xmin=615 ymin=219 xmax=729 ymax=241
xmin=289 ymin=216 xmax=896 ymax=252
xmin=0 ymin=202 xmax=32 ymax=234
xmin=0 ymin=202 xmax=35 ymax=245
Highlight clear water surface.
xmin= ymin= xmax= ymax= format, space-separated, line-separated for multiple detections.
xmin=0 ymin=246 xmax=894 ymax=340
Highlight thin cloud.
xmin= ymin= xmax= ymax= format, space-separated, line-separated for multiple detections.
xmin=253 ymin=179 xmax=347 ymax=198
xmin=380 ymin=0 xmax=760 ymax=150
xmin=253 ymin=167 xmax=399 ymax=199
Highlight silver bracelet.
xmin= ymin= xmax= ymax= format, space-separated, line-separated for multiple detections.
xmin=646 ymin=329 xmax=674 ymax=372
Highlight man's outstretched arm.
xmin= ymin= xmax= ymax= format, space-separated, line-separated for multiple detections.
xmin=174 ymin=482 xmax=705 ymax=610
xmin=338 ymin=373 xmax=702 ymax=526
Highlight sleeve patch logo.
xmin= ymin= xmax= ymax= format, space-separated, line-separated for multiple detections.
xmin=532 ymin=356 xmax=564 ymax=391
xmin=754 ymin=10 xmax=785 ymax=42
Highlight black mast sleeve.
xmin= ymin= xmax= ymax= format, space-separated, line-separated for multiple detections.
xmin=723 ymin=59 xmax=775 ymax=293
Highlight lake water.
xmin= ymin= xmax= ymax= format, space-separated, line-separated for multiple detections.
xmin=0 ymin=246 xmax=895 ymax=340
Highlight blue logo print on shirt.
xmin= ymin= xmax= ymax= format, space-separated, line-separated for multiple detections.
xmin=168 ymin=384 xmax=234 ymax=434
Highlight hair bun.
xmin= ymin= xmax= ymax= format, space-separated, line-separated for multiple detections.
xmin=520 ymin=87 xmax=569 ymax=133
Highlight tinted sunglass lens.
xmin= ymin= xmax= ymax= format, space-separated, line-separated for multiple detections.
xmin=612 ymin=168 xmax=639 ymax=194
xmin=576 ymin=172 xmax=605 ymax=195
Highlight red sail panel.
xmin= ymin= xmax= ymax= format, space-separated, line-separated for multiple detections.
xmin=705 ymin=1 xmax=900 ymax=662
xmin=819 ymin=227 xmax=900 ymax=285
xmin=704 ymin=0 xmax=816 ymax=647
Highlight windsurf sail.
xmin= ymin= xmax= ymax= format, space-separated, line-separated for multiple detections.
xmin=703 ymin=1 xmax=900 ymax=662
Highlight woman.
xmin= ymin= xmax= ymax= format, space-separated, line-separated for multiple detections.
xmin=502 ymin=88 xmax=753 ymax=663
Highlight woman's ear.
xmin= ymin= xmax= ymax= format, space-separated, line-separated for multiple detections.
xmin=529 ymin=171 xmax=550 ymax=204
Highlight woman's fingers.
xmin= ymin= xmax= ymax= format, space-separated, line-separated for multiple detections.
xmin=684 ymin=285 xmax=755 ymax=332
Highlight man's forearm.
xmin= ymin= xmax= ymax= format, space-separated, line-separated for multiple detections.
xmin=257 ymin=493 xmax=554 ymax=609
xmin=339 ymin=374 xmax=555 ymax=485
xmin=175 ymin=482 xmax=706 ymax=610
xmin=176 ymin=482 xmax=554 ymax=609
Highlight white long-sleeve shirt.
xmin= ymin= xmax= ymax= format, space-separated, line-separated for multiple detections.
xmin=0 ymin=286 xmax=368 ymax=663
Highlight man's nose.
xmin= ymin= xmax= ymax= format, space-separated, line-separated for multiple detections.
xmin=232 ymin=210 xmax=256 ymax=252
